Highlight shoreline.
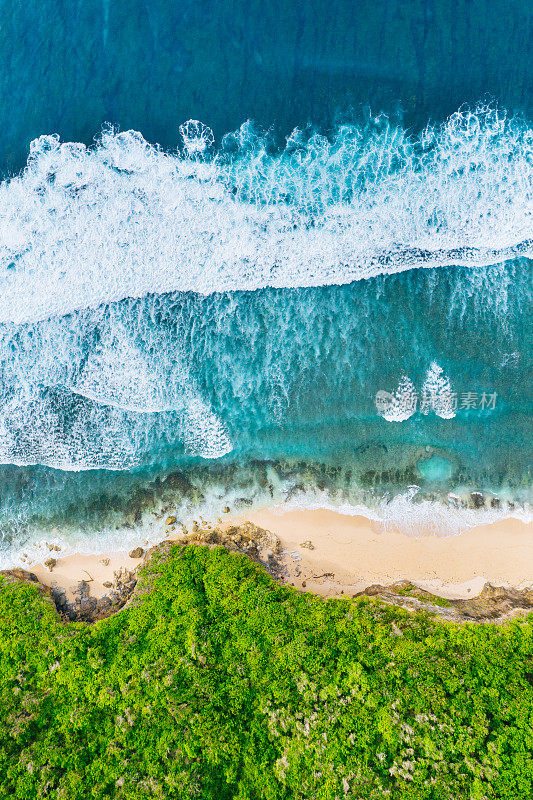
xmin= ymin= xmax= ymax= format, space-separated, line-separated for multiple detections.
xmin=27 ymin=508 xmax=533 ymax=604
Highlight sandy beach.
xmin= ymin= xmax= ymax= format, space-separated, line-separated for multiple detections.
xmin=29 ymin=508 xmax=533 ymax=602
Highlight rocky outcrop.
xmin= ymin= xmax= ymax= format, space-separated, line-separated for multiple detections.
xmin=142 ymin=521 xmax=283 ymax=577
xmin=358 ymin=580 xmax=533 ymax=623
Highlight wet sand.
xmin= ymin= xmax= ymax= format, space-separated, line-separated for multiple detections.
xmin=30 ymin=508 xmax=533 ymax=602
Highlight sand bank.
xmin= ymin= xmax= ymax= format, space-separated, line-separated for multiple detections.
xmin=29 ymin=508 xmax=533 ymax=602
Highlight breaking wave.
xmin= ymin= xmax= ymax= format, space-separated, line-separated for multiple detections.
xmin=0 ymin=106 xmax=532 ymax=325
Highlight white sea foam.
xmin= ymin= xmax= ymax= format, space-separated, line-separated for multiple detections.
xmin=374 ymin=486 xmax=531 ymax=536
xmin=0 ymin=107 xmax=532 ymax=325
xmin=420 ymin=362 xmax=456 ymax=419
xmin=0 ymin=385 xmax=232 ymax=471
xmin=0 ymin=311 xmax=233 ymax=469
xmin=375 ymin=375 xmax=418 ymax=421
xmin=0 ymin=106 xmax=530 ymax=472
xmin=71 ymin=321 xmax=232 ymax=459
xmin=375 ymin=363 xmax=456 ymax=421
xmin=277 ymin=488 xmax=533 ymax=537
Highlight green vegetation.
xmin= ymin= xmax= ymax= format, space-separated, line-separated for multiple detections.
xmin=1 ymin=545 xmax=532 ymax=800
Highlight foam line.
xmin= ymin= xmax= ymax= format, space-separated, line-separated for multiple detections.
xmin=0 ymin=107 xmax=531 ymax=324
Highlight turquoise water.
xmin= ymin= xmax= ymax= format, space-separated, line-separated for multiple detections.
xmin=0 ymin=4 xmax=532 ymax=563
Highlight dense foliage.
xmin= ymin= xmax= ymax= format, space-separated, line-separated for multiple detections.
xmin=0 ymin=545 xmax=532 ymax=799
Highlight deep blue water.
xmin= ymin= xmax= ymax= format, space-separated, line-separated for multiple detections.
xmin=2 ymin=0 xmax=533 ymax=174
xmin=0 ymin=2 xmax=531 ymax=562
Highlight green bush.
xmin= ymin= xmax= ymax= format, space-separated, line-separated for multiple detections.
xmin=1 ymin=545 xmax=532 ymax=799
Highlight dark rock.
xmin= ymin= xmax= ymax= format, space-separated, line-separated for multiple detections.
xmin=129 ymin=547 xmax=144 ymax=559
xmin=470 ymin=492 xmax=485 ymax=508
xmin=50 ymin=588 xmax=67 ymax=607
xmin=76 ymin=580 xmax=90 ymax=598
xmin=357 ymin=580 xmax=533 ymax=622
xmin=78 ymin=597 xmax=97 ymax=614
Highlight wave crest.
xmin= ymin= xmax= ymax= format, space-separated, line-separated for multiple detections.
xmin=0 ymin=106 xmax=532 ymax=324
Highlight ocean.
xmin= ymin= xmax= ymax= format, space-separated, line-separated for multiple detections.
xmin=0 ymin=1 xmax=531 ymax=564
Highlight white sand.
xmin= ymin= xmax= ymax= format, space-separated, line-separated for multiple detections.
xmin=231 ymin=509 xmax=533 ymax=599
xmin=29 ymin=509 xmax=533 ymax=601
